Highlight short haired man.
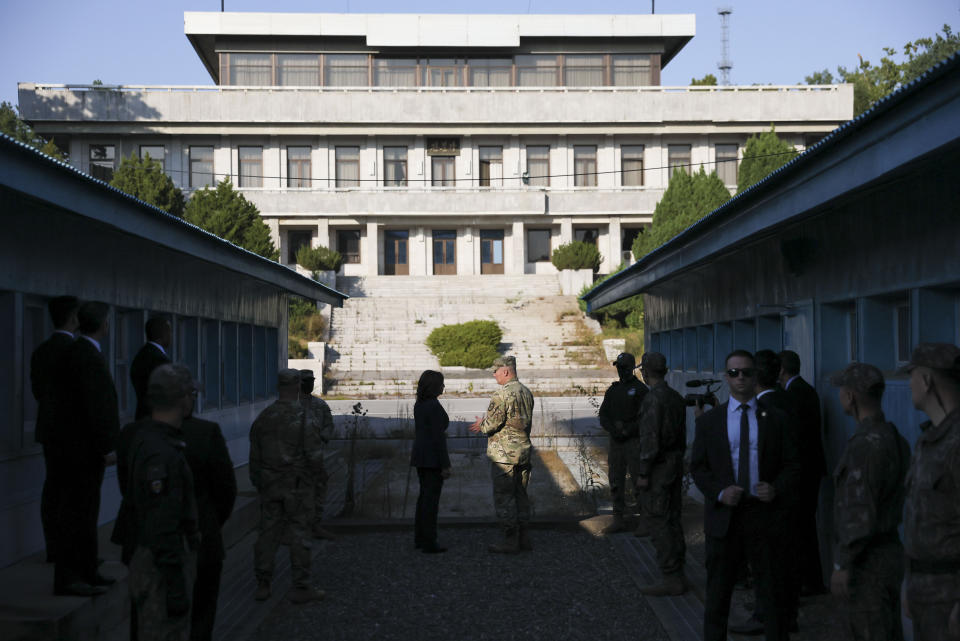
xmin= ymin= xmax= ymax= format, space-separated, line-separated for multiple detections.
xmin=829 ymin=362 xmax=910 ymax=641
xmin=469 ymin=356 xmax=535 ymax=554
xmin=30 ymin=295 xmax=79 ymax=563
xmin=691 ymin=350 xmax=799 ymax=641
xmin=299 ymin=369 xmax=336 ymax=541
xmin=131 ymin=316 xmax=173 ymax=420
xmin=901 ymin=343 xmax=960 ymax=641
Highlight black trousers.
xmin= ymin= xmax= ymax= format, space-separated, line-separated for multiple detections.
xmin=40 ymin=444 xmax=62 ymax=562
xmin=53 ymin=455 xmax=105 ymax=589
xmin=704 ymin=500 xmax=790 ymax=641
xmin=414 ymin=467 xmax=444 ymax=547
xmin=190 ymin=558 xmax=223 ymax=641
xmin=796 ymin=476 xmax=824 ymax=590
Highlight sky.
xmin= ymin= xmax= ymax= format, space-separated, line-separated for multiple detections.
xmin=2 ymin=0 xmax=958 ymax=107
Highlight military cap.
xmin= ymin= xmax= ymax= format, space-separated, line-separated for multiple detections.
xmin=278 ymin=368 xmax=301 ymax=386
xmin=896 ymin=342 xmax=960 ymax=376
xmin=612 ymin=352 xmax=636 ymax=369
xmin=490 ymin=355 xmax=517 ymax=372
xmin=299 ymin=369 xmax=316 ymax=380
xmin=829 ymin=362 xmax=885 ymax=397
xmin=640 ymin=352 xmax=667 ymax=372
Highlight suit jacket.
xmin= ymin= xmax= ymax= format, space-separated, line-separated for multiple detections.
xmin=130 ymin=343 xmax=171 ymax=420
xmin=785 ymin=376 xmax=827 ymax=479
xmin=30 ymin=332 xmax=75 ymax=445
xmin=691 ymin=400 xmax=801 ymax=538
xmin=410 ymin=399 xmax=451 ymax=469
xmin=57 ymin=336 xmax=119 ymax=459
xmin=181 ymin=417 xmax=237 ymax=563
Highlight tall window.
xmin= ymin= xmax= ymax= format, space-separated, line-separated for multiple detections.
xmin=89 ymin=144 xmax=115 ymax=182
xmin=432 ymin=156 xmax=455 ymax=187
xmin=527 ymin=229 xmax=552 ymax=262
xmin=229 ymin=53 xmax=272 ymax=85
xmin=574 ymin=145 xmax=598 ymax=187
xmin=715 ymin=144 xmax=739 ymax=186
xmin=238 ymin=146 xmax=263 ymax=188
xmin=383 ymin=146 xmax=408 ymax=186
xmin=612 ymin=55 xmax=652 ymax=86
xmin=139 ymin=145 xmax=165 ymax=171
xmin=517 ymin=55 xmax=558 ymax=87
xmin=325 ymin=54 xmax=368 ymax=86
xmin=575 ymin=228 xmax=599 ymax=246
xmin=479 ymin=146 xmax=503 ymax=187
xmin=525 ymin=146 xmax=550 ymax=187
xmin=470 ymin=59 xmax=511 ymax=87
xmin=422 ymin=59 xmax=465 ymax=87
xmin=335 ymin=146 xmax=360 ymax=187
xmin=287 ymin=147 xmax=312 ymax=188
xmin=564 ymin=55 xmax=604 ymax=86
xmin=668 ymin=144 xmax=692 ymax=179
xmin=337 ymin=230 xmax=361 ymax=264
xmin=287 ymin=229 xmax=312 ymax=265
xmin=189 ymin=146 xmax=214 ymax=188
xmin=621 ymin=145 xmax=644 ymax=186
xmin=374 ymin=59 xmax=417 ymax=87
xmin=278 ymin=54 xmax=320 ymax=86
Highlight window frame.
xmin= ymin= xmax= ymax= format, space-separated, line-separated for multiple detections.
xmin=335 ymin=146 xmax=361 ymax=188
xmin=189 ymin=145 xmax=215 ymax=189
xmin=89 ymin=144 xmax=116 ymax=182
xmin=573 ymin=145 xmax=598 ymax=187
xmin=238 ymin=146 xmax=263 ymax=188
xmin=337 ymin=229 xmax=362 ymax=264
xmin=431 ymin=155 xmax=456 ymax=187
xmin=286 ymin=146 xmax=312 ymax=188
xmin=621 ymin=144 xmax=644 ymax=187
xmin=525 ymin=145 xmax=550 ymax=187
xmin=526 ymin=229 xmax=552 ymax=263
xmin=383 ymin=146 xmax=408 ymax=187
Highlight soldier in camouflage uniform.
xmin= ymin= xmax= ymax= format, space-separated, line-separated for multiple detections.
xmin=599 ymin=352 xmax=649 ymax=535
xmin=128 ymin=364 xmax=199 ymax=641
xmin=469 ymin=355 xmax=535 ymax=554
xmin=299 ymin=369 xmax=336 ymax=541
xmin=829 ymin=363 xmax=910 ymax=641
xmin=901 ymin=343 xmax=960 ymax=641
xmin=634 ymin=352 xmax=688 ymax=596
xmin=250 ymin=369 xmax=326 ymax=604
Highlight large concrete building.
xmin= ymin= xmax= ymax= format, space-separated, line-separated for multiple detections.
xmin=18 ymin=12 xmax=853 ymax=279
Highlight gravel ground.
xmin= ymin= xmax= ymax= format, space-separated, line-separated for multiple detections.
xmin=252 ymin=527 xmax=670 ymax=641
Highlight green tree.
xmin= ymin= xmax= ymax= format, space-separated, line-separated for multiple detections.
xmin=296 ymin=244 xmax=343 ymax=278
xmin=110 ymin=153 xmax=185 ymax=217
xmin=183 ymin=178 xmax=279 ymax=260
xmin=0 ymin=101 xmax=64 ymax=160
xmin=633 ymin=167 xmax=732 ymax=259
xmin=736 ymin=126 xmax=798 ymax=194
xmin=551 ymin=240 xmax=602 ymax=271
xmin=690 ymin=74 xmax=718 ymax=86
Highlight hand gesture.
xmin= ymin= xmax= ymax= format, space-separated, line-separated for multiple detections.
xmin=755 ymin=482 xmax=776 ymax=503
xmin=719 ymin=485 xmax=743 ymax=506
xmin=468 ymin=416 xmax=483 ymax=433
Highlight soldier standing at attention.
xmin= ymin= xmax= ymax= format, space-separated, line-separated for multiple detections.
xmin=469 ymin=356 xmax=535 ymax=554
xmin=901 ymin=343 xmax=960 ymax=641
xmin=250 ymin=369 xmax=326 ymax=603
xmin=598 ymin=352 xmax=648 ymax=535
xmin=634 ymin=352 xmax=687 ymax=596
xmin=299 ymin=369 xmax=336 ymax=541
xmin=829 ymin=363 xmax=910 ymax=641
xmin=128 ymin=364 xmax=200 ymax=641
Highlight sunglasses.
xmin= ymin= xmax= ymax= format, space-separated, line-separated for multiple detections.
xmin=726 ymin=367 xmax=757 ymax=378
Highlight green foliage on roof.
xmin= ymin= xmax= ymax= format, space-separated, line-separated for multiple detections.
xmin=690 ymin=74 xmax=718 ymax=86
xmin=110 ymin=153 xmax=185 ymax=217
xmin=183 ymin=178 xmax=279 ymax=261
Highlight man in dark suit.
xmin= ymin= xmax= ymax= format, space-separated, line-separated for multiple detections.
xmin=691 ymin=349 xmax=800 ymax=641
xmin=131 ymin=316 xmax=172 ymax=420
xmin=52 ymin=301 xmax=120 ymax=596
xmin=778 ymin=349 xmax=827 ymax=595
xmin=30 ymin=295 xmax=79 ymax=563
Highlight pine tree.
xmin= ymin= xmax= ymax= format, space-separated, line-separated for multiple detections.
xmin=110 ymin=153 xmax=185 ymax=217
xmin=183 ymin=179 xmax=280 ymax=261
xmin=736 ymin=126 xmax=798 ymax=194
xmin=0 ymin=101 xmax=65 ymax=160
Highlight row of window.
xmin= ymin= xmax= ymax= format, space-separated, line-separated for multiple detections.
xmin=220 ymin=52 xmax=655 ymax=88
xmin=89 ymin=142 xmax=740 ymax=188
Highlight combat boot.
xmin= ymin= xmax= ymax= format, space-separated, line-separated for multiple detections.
xmin=602 ymin=515 xmax=628 ymax=535
xmin=289 ymin=587 xmax=326 ymax=604
xmin=254 ymin=579 xmax=271 ymax=601
xmin=488 ymin=529 xmax=520 ymax=554
xmin=638 ymin=573 xmax=686 ymax=596
xmin=518 ymin=524 xmax=533 ymax=552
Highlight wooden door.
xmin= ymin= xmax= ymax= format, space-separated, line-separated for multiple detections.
xmin=432 ymin=230 xmax=457 ymax=275
xmin=384 ymin=230 xmax=409 ymax=275
xmin=480 ymin=230 xmax=504 ymax=274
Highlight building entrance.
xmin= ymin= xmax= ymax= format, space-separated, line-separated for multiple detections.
xmin=384 ymin=230 xmax=409 ymax=275
xmin=433 ymin=230 xmax=456 ymax=275
xmin=480 ymin=230 xmax=504 ymax=274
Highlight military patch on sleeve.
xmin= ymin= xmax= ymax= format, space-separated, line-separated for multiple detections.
xmin=145 ymin=463 xmax=167 ymax=494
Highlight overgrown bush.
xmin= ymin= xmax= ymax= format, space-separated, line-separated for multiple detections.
xmin=288 ymin=297 xmax=326 ymax=358
xmin=426 ymin=320 xmax=502 ymax=369
xmin=551 ymin=241 xmax=602 ymax=271
xmin=577 ymin=262 xmax=645 ymax=328
xmin=288 ymin=337 xmax=309 ymax=359
xmin=296 ymin=244 xmax=343 ymax=275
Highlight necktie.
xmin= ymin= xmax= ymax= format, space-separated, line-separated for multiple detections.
xmin=738 ymin=404 xmax=751 ymax=494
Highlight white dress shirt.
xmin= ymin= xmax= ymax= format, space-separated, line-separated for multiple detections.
xmin=727 ymin=397 xmax=759 ymax=497
xmin=81 ymin=334 xmax=101 ymax=352
xmin=785 ymin=375 xmax=800 ymax=390
xmin=147 ymin=341 xmax=167 ymax=356
xmin=53 ymin=329 xmax=74 ymax=338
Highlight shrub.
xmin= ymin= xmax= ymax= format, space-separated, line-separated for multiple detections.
xmin=288 ymin=337 xmax=309 ymax=359
xmin=296 ymin=244 xmax=343 ymax=274
xmin=551 ymin=241 xmax=602 ymax=271
xmin=288 ymin=297 xmax=326 ymax=353
xmin=426 ymin=320 xmax=502 ymax=369
xmin=578 ymin=262 xmax=644 ymax=328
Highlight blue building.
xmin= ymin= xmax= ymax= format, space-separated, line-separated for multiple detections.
xmin=583 ymin=55 xmax=960 ymax=577
xmin=0 ymin=134 xmax=346 ymax=568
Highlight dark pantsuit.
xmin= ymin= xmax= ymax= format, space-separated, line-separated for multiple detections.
xmin=414 ymin=468 xmax=444 ymax=547
xmin=796 ymin=478 xmax=823 ymax=590
xmin=53 ymin=456 xmax=105 ymax=588
xmin=190 ymin=560 xmax=223 ymax=641
xmin=40 ymin=444 xmax=62 ymax=561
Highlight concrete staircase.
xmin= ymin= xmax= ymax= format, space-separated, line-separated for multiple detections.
xmin=326 ymin=275 xmax=611 ymax=396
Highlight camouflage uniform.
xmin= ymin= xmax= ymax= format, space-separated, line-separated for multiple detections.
xmin=833 ymin=411 xmax=910 ymax=641
xmin=250 ymin=396 xmax=326 ymax=589
xmin=479 ymin=375 xmax=535 ymax=533
xmin=304 ymin=395 xmax=334 ymax=523
xmin=636 ymin=379 xmax=687 ymax=577
xmin=598 ymin=371 xmax=648 ymax=519
xmin=128 ymin=420 xmax=199 ymax=641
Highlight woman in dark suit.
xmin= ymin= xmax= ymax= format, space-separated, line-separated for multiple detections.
xmin=411 ymin=370 xmax=451 ymax=554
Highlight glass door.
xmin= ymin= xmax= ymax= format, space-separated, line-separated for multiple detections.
xmin=384 ymin=230 xmax=409 ymax=275
xmin=480 ymin=230 xmax=504 ymax=274
xmin=432 ymin=230 xmax=457 ymax=275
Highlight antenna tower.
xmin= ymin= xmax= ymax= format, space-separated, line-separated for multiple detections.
xmin=717 ymin=7 xmax=733 ymax=85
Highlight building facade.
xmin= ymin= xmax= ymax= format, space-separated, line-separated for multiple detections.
xmin=19 ymin=12 xmax=852 ymax=278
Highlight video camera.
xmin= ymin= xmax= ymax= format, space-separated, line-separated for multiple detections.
xmin=683 ymin=378 xmax=721 ymax=408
